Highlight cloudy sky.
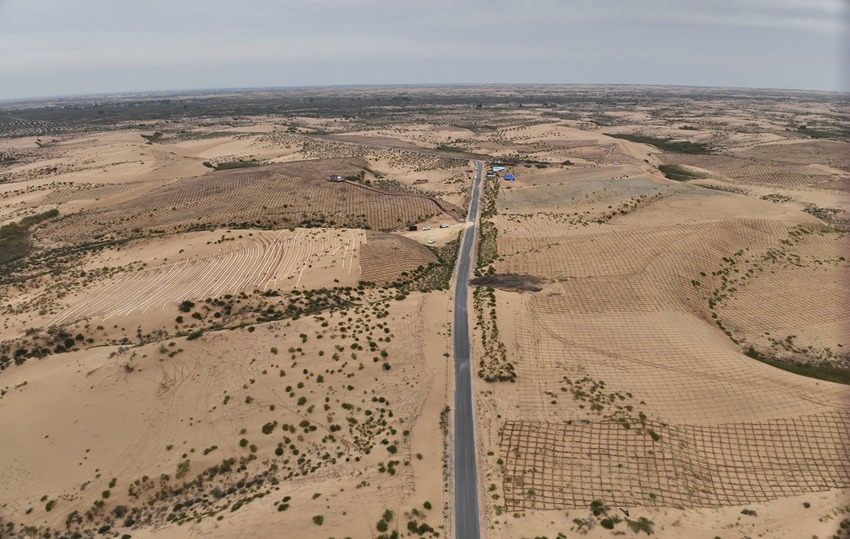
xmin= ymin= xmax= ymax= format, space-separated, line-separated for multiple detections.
xmin=0 ymin=0 xmax=847 ymax=100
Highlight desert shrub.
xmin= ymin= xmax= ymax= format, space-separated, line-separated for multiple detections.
xmin=590 ymin=499 xmax=607 ymax=516
xmin=626 ymin=517 xmax=655 ymax=534
xmin=176 ymin=460 xmax=190 ymax=479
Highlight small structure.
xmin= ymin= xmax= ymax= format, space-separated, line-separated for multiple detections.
xmin=407 ymin=224 xmax=418 ymax=231
xmin=492 ymin=166 xmax=506 ymax=172
xmin=504 ymin=174 xmax=516 ymax=181
xmin=486 ymin=172 xmax=496 ymax=178
xmin=327 ymin=175 xmax=345 ymax=182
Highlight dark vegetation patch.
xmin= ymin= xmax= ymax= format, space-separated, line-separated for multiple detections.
xmin=475 ymin=221 xmax=498 ymax=271
xmin=0 ymin=235 xmax=137 ymax=286
xmin=657 ymin=164 xmax=706 ymax=182
xmin=606 ymin=133 xmax=714 ymax=154
xmin=389 ymin=236 xmax=460 ymax=294
xmin=474 ymin=286 xmax=515 ymax=383
xmin=803 ymin=205 xmax=848 ymax=231
xmin=433 ymin=145 xmax=481 ymax=158
xmin=208 ymin=159 xmax=262 ymax=171
xmin=795 ymin=124 xmax=848 ymax=140
xmin=0 ymin=209 xmax=59 ymax=266
xmin=744 ymin=347 xmax=850 ymax=385
xmin=140 ymin=131 xmax=163 ymax=143
xmin=470 ymin=273 xmax=545 ymax=292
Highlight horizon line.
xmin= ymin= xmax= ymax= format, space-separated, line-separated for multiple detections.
xmin=2 ymin=81 xmax=848 ymax=107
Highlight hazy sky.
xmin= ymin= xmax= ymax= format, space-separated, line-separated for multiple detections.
xmin=0 ymin=0 xmax=847 ymax=100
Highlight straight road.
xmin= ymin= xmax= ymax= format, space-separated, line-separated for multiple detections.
xmin=453 ymin=159 xmax=484 ymax=539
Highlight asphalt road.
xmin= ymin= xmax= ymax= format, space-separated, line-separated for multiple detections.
xmin=453 ymin=159 xmax=484 ymax=539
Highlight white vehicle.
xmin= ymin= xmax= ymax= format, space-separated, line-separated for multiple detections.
xmin=439 ymin=223 xmax=449 ymax=228
xmin=422 ymin=225 xmax=431 ymax=231
xmin=428 ymin=238 xmax=436 ymax=244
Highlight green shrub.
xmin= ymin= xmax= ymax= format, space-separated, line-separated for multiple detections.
xmin=590 ymin=499 xmax=607 ymax=516
xmin=626 ymin=517 xmax=655 ymax=534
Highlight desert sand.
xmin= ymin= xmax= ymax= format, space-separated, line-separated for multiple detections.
xmin=1 ymin=85 xmax=848 ymax=538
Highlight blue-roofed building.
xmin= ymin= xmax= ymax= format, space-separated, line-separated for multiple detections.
xmin=504 ymin=174 xmax=515 ymax=181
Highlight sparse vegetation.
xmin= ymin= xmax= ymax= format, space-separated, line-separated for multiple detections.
xmin=1 ymin=85 xmax=846 ymax=539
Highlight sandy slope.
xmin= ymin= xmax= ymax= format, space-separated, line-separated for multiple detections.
xmin=0 ymin=292 xmax=450 ymax=538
